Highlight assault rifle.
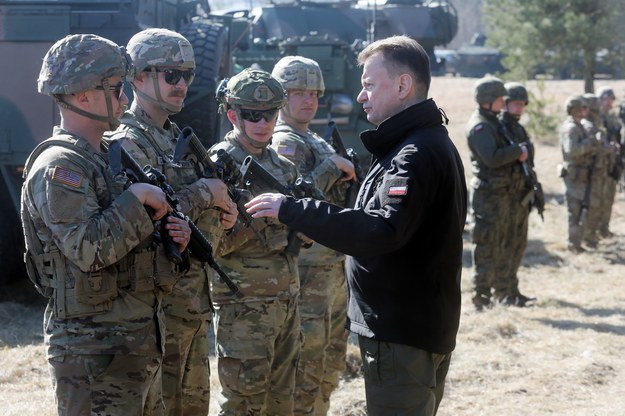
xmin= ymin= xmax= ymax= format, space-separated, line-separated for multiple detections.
xmin=322 ymin=121 xmax=364 ymax=207
xmin=173 ymin=126 xmax=254 ymax=227
xmin=240 ymin=155 xmax=324 ymax=255
xmin=105 ymin=139 xmax=243 ymax=298
xmin=499 ymin=120 xmax=545 ymax=221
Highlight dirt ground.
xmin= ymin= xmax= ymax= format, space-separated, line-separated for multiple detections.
xmin=2 ymin=76 xmax=625 ymax=415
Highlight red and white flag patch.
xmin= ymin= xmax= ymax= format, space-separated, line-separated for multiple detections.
xmin=388 ymin=185 xmax=408 ymax=196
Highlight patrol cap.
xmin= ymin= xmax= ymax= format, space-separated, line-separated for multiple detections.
xmin=596 ymin=86 xmax=616 ymax=100
xmin=127 ymin=28 xmax=195 ymax=73
xmin=217 ymin=68 xmax=287 ymax=110
xmin=565 ymin=94 xmax=586 ymax=114
xmin=582 ymin=92 xmax=599 ymax=112
xmin=271 ymin=55 xmax=325 ymax=97
xmin=504 ymin=82 xmax=529 ymax=105
xmin=474 ymin=76 xmax=507 ymax=105
xmin=38 ymin=34 xmax=130 ymax=95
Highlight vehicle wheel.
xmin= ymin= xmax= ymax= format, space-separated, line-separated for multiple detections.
xmin=171 ymin=19 xmax=232 ymax=148
xmin=0 ymin=184 xmax=26 ymax=286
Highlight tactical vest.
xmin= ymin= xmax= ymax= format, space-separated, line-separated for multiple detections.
xmin=22 ymin=135 xmax=178 ymax=319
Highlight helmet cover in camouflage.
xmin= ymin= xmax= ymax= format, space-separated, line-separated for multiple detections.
xmin=219 ymin=68 xmax=287 ymax=110
xmin=582 ymin=93 xmax=599 ymax=113
xmin=504 ymin=82 xmax=529 ymax=105
xmin=474 ymin=76 xmax=507 ymax=105
xmin=38 ymin=34 xmax=130 ymax=95
xmin=271 ymin=55 xmax=325 ymax=97
xmin=596 ymin=86 xmax=616 ymax=100
xmin=127 ymin=28 xmax=195 ymax=73
xmin=565 ymin=94 xmax=586 ymax=114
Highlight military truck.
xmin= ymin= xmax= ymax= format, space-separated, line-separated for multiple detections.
xmin=0 ymin=0 xmax=458 ymax=284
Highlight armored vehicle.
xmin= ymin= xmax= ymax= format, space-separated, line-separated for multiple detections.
xmin=0 ymin=0 xmax=458 ymax=284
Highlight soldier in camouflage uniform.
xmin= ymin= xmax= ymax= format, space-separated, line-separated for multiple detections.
xmin=106 ymin=28 xmax=238 ymax=415
xmin=596 ymin=86 xmax=622 ymax=238
xmin=580 ymin=93 xmax=609 ymax=248
xmin=270 ymin=56 xmax=354 ymax=416
xmin=467 ymin=76 xmax=530 ymax=310
xmin=559 ymin=95 xmax=598 ymax=253
xmin=20 ymin=33 xmax=191 ymax=416
xmin=497 ymin=82 xmax=536 ymax=307
xmin=210 ymin=68 xmax=303 ymax=415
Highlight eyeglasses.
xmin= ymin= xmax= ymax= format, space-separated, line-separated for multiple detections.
xmin=239 ymin=108 xmax=279 ymax=123
xmin=95 ymin=82 xmax=125 ymax=100
xmin=148 ymin=68 xmax=195 ymax=85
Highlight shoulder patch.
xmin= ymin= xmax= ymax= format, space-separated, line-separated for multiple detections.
xmin=388 ymin=185 xmax=408 ymax=196
xmin=475 ymin=123 xmax=484 ymax=132
xmin=276 ymin=144 xmax=297 ymax=157
xmin=51 ymin=166 xmax=83 ymax=188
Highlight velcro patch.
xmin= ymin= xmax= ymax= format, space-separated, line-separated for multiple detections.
xmin=277 ymin=144 xmax=296 ymax=157
xmin=51 ymin=166 xmax=83 ymax=188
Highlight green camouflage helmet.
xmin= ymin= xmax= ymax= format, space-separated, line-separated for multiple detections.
xmin=565 ymin=95 xmax=586 ymax=114
xmin=271 ymin=55 xmax=325 ymax=97
xmin=218 ymin=68 xmax=287 ymax=110
xmin=597 ymin=86 xmax=615 ymax=100
xmin=474 ymin=76 xmax=507 ymax=105
xmin=582 ymin=93 xmax=599 ymax=113
xmin=38 ymin=34 xmax=130 ymax=95
xmin=504 ymin=82 xmax=529 ymax=105
xmin=127 ymin=28 xmax=195 ymax=72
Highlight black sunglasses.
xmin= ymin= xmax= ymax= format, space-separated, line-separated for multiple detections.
xmin=239 ymin=108 xmax=279 ymax=123
xmin=148 ymin=68 xmax=195 ymax=85
xmin=95 ymin=81 xmax=125 ymax=100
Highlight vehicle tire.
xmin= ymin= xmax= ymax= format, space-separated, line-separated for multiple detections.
xmin=171 ymin=19 xmax=232 ymax=148
xmin=0 ymin=183 xmax=26 ymax=286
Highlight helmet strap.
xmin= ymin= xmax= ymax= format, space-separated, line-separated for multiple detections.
xmin=54 ymin=78 xmax=121 ymax=130
xmin=235 ymin=106 xmax=269 ymax=149
xmin=132 ymin=68 xmax=182 ymax=115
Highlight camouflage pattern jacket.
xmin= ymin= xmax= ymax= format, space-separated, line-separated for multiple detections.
xmin=110 ymin=108 xmax=225 ymax=320
xmin=208 ymin=131 xmax=300 ymax=304
xmin=271 ymin=121 xmax=348 ymax=266
xmin=560 ymin=115 xmax=598 ymax=175
xmin=21 ymin=127 xmax=166 ymax=358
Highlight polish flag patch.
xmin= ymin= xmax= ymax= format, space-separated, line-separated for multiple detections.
xmin=388 ymin=185 xmax=408 ymax=196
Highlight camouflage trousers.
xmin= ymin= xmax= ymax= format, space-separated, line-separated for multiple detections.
xmin=498 ymin=189 xmax=529 ymax=298
xmin=49 ymin=353 xmax=163 ymax=416
xmin=582 ymin=171 xmax=606 ymax=245
xmin=214 ymin=297 xmax=301 ymax=415
xmin=294 ymin=262 xmax=348 ymax=416
xmin=471 ymin=188 xmax=511 ymax=306
xmin=564 ymin=177 xmax=587 ymax=249
xmin=599 ymin=176 xmax=617 ymax=235
xmin=161 ymin=316 xmax=211 ymax=416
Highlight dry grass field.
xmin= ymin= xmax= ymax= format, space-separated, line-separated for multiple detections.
xmin=2 ymin=76 xmax=625 ymax=415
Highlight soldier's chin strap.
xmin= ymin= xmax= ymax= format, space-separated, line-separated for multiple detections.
xmin=54 ymin=78 xmax=121 ymax=131
xmin=131 ymin=68 xmax=183 ymax=115
xmin=234 ymin=106 xmax=270 ymax=149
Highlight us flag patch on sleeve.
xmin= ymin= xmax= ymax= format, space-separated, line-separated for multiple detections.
xmin=277 ymin=144 xmax=296 ymax=157
xmin=388 ymin=185 xmax=408 ymax=196
xmin=51 ymin=166 xmax=83 ymax=188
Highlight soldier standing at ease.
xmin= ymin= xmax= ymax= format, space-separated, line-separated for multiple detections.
xmin=596 ymin=86 xmax=622 ymax=238
xmin=209 ymin=68 xmax=303 ymax=415
xmin=467 ymin=76 xmax=529 ymax=310
xmin=580 ymin=93 xmax=609 ymax=249
xmin=109 ymin=28 xmax=238 ymax=415
xmin=270 ymin=56 xmax=355 ymax=415
xmin=497 ymin=82 xmax=537 ymax=307
xmin=21 ymin=34 xmax=191 ymax=415
xmin=559 ymin=95 xmax=598 ymax=253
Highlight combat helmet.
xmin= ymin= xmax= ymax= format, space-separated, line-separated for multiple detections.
xmin=127 ymin=28 xmax=195 ymax=72
xmin=217 ymin=68 xmax=287 ymax=112
xmin=38 ymin=33 xmax=130 ymax=96
xmin=271 ymin=55 xmax=325 ymax=97
xmin=474 ymin=76 xmax=507 ymax=105
xmin=582 ymin=93 xmax=599 ymax=113
xmin=504 ymin=82 xmax=529 ymax=105
xmin=565 ymin=95 xmax=586 ymax=115
xmin=596 ymin=86 xmax=616 ymax=100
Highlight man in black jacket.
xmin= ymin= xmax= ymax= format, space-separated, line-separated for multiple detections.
xmin=245 ymin=35 xmax=467 ymax=416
